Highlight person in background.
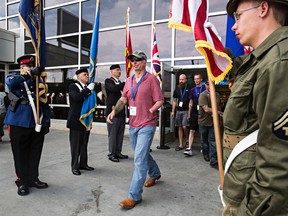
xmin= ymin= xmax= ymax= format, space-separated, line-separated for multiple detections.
xmin=67 ymin=68 xmax=95 ymax=176
xmin=107 ymin=50 xmax=164 ymax=209
xmin=105 ymin=64 xmax=128 ymax=162
xmin=171 ymin=74 xmax=191 ymax=151
xmin=0 ymin=83 xmax=7 ymax=142
xmin=185 ymin=74 xmax=206 ymax=156
xmin=198 ymin=81 xmax=221 ymax=166
xmin=223 ymin=0 xmax=288 ymax=215
xmin=4 ymin=54 xmax=50 ymax=196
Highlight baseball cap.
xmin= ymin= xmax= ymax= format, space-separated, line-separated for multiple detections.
xmin=128 ymin=50 xmax=147 ymax=61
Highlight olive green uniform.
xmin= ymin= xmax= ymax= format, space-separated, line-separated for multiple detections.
xmin=223 ymin=26 xmax=288 ymax=215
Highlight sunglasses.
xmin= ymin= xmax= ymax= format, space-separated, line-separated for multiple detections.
xmin=130 ymin=58 xmax=144 ymax=62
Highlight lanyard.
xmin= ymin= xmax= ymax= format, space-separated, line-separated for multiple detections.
xmin=195 ymin=86 xmax=203 ymax=99
xmin=130 ymin=72 xmax=147 ymax=101
xmin=179 ymin=84 xmax=187 ymax=101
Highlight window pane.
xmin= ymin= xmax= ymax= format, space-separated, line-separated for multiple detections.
xmin=45 ymin=4 xmax=79 ymax=37
xmin=0 ymin=0 xmax=5 ymax=17
xmin=42 ymin=37 xmax=79 ymax=67
xmin=0 ymin=20 xmax=5 ymax=29
xmin=154 ymin=23 xmax=172 ymax=59
xmin=82 ymin=0 xmax=96 ymax=31
xmin=8 ymin=3 xmax=19 ymax=16
xmin=209 ymin=15 xmax=227 ymax=46
xmin=175 ymin=29 xmax=197 ymax=58
xmin=130 ymin=25 xmax=151 ymax=59
xmin=210 ymin=0 xmax=227 ymax=12
xmin=44 ymin=0 xmax=72 ymax=7
xmin=85 ymin=0 xmax=152 ymax=28
xmin=8 ymin=17 xmax=19 ymax=29
xmin=155 ymin=0 xmax=170 ymax=20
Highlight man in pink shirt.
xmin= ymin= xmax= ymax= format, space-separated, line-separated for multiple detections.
xmin=107 ymin=50 xmax=164 ymax=209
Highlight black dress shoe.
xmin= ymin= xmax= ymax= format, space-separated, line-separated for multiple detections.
xmin=72 ymin=169 xmax=81 ymax=175
xmin=18 ymin=185 xmax=29 ymax=196
xmin=28 ymin=179 xmax=48 ymax=189
xmin=79 ymin=166 xmax=94 ymax=171
xmin=116 ymin=153 xmax=129 ymax=159
xmin=109 ymin=156 xmax=120 ymax=162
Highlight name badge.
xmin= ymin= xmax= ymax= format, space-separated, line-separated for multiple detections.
xmin=179 ymin=101 xmax=183 ymax=107
xmin=130 ymin=106 xmax=136 ymax=116
xmin=197 ymin=105 xmax=199 ymax=110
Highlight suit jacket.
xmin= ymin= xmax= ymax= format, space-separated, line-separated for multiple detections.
xmin=104 ymin=77 xmax=125 ymax=117
xmin=66 ymin=81 xmax=92 ymax=130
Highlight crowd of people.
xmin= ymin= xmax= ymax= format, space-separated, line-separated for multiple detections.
xmin=1 ymin=0 xmax=288 ymax=215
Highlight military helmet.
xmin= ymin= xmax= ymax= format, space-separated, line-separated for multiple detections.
xmin=227 ymin=0 xmax=288 ymax=18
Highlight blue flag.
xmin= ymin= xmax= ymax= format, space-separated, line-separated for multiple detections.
xmin=18 ymin=0 xmax=46 ymax=68
xmin=79 ymin=0 xmax=100 ymax=129
xmin=225 ymin=16 xmax=244 ymax=57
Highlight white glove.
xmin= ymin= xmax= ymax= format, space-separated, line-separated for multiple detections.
xmin=87 ymin=83 xmax=95 ymax=90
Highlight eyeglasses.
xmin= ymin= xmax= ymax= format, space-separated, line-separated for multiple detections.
xmin=130 ymin=58 xmax=144 ymax=63
xmin=233 ymin=5 xmax=260 ymax=22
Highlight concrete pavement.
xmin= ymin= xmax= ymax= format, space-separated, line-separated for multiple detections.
xmin=0 ymin=120 xmax=223 ymax=216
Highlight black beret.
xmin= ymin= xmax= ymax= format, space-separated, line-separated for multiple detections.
xmin=76 ymin=68 xmax=88 ymax=75
xmin=110 ymin=64 xmax=121 ymax=70
xmin=17 ymin=54 xmax=35 ymax=66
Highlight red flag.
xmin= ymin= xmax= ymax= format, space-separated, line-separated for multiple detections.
xmin=151 ymin=23 xmax=162 ymax=83
xmin=125 ymin=7 xmax=133 ymax=78
xmin=169 ymin=0 xmax=232 ymax=83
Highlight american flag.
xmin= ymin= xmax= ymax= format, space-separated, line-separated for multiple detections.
xmin=151 ymin=23 xmax=162 ymax=83
xmin=169 ymin=0 xmax=232 ymax=83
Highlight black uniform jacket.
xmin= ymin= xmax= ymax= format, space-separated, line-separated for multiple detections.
xmin=104 ymin=77 xmax=125 ymax=118
xmin=67 ymin=81 xmax=92 ymax=130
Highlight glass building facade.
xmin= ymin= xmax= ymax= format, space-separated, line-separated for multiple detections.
xmin=0 ymin=0 xmax=228 ymax=78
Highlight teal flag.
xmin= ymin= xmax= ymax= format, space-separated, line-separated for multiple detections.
xmin=79 ymin=0 xmax=100 ymax=129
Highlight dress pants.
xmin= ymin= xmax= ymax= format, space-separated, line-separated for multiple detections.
xmin=107 ymin=116 xmax=125 ymax=156
xmin=10 ymin=125 xmax=45 ymax=185
xmin=69 ymin=129 xmax=90 ymax=170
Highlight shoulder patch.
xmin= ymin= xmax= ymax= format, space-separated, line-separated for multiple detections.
xmin=9 ymin=76 xmax=14 ymax=79
xmin=272 ymin=109 xmax=288 ymax=140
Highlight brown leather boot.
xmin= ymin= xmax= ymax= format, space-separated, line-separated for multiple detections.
xmin=144 ymin=175 xmax=161 ymax=187
xmin=119 ymin=198 xmax=142 ymax=209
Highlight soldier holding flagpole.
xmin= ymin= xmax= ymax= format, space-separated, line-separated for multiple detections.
xmin=4 ymin=0 xmax=51 ymax=196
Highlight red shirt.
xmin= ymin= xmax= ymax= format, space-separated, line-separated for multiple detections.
xmin=122 ymin=72 xmax=163 ymax=128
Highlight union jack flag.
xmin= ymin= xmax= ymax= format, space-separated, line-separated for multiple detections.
xmin=151 ymin=23 xmax=162 ymax=83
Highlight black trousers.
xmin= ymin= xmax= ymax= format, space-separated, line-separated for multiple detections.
xmin=69 ymin=129 xmax=90 ymax=170
xmin=10 ymin=125 xmax=45 ymax=185
xmin=107 ymin=117 xmax=125 ymax=156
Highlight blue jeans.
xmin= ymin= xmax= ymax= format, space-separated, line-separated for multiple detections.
xmin=199 ymin=125 xmax=217 ymax=161
xmin=128 ymin=126 xmax=161 ymax=201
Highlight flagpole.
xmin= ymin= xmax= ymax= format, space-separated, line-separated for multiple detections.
xmin=35 ymin=54 xmax=40 ymax=125
xmin=125 ymin=7 xmax=132 ymax=78
xmin=208 ymin=77 xmax=224 ymax=190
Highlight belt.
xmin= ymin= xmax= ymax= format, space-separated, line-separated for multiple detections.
xmin=20 ymin=100 xmax=30 ymax=105
xmin=223 ymin=133 xmax=256 ymax=152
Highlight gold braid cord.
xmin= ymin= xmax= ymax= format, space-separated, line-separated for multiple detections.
xmin=38 ymin=71 xmax=48 ymax=103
